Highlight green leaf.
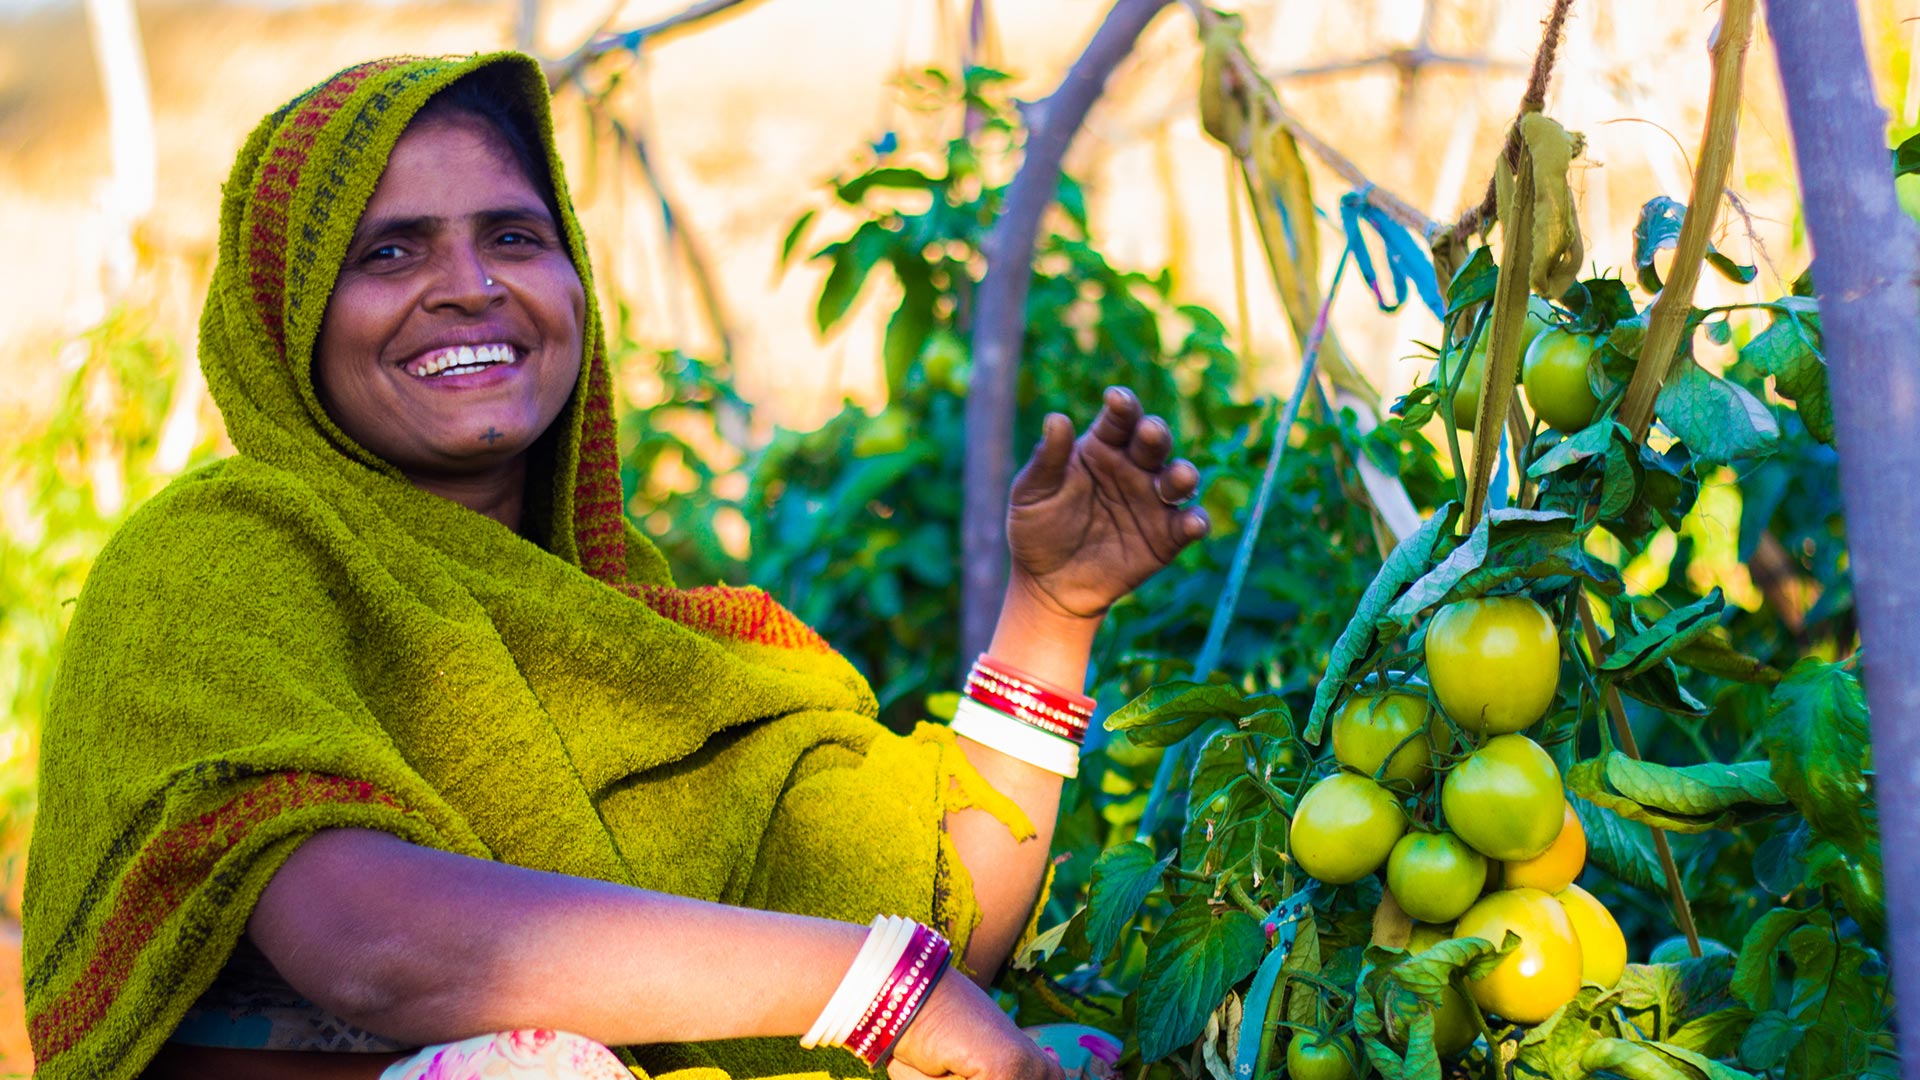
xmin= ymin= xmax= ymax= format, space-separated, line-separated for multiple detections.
xmin=1656 ymin=358 xmax=1780 ymax=463
xmin=1737 ymin=1010 xmax=1806 ymax=1072
xmin=1444 ymin=516 xmax=1623 ymax=600
xmin=1136 ymin=898 xmax=1267 ymax=1061
xmin=1614 ymin=659 xmax=1712 ymax=717
xmin=1572 ymin=795 xmax=1666 ymax=892
xmin=834 ymin=166 xmax=937 ymax=204
xmin=1086 ymin=841 xmax=1177 ymax=961
xmin=1392 ymin=935 xmax=1507 ymax=1003
xmin=1740 ymin=307 xmax=1833 ymax=444
xmin=1599 ymin=439 xmax=1639 ymax=519
xmin=814 ymin=221 xmax=892 ymax=333
xmin=1763 ymin=658 xmax=1872 ymax=854
xmin=1896 ymin=132 xmax=1920 ymax=177
xmin=1672 ymin=633 xmax=1782 ymax=685
xmin=1528 ymin=419 xmax=1616 ymax=478
xmin=1108 ymin=681 xmax=1257 ymax=747
xmin=1600 ymin=589 xmax=1726 ymax=678
xmin=1567 ymin=753 xmax=1788 ymax=833
xmin=1381 ymin=519 xmax=1489 ymax=630
xmin=1443 ymin=247 xmax=1499 ymax=315
xmin=882 ymin=252 xmax=935 ymax=397
xmin=1731 ymin=907 xmax=1808 ymax=1010
xmin=1307 ymin=504 xmax=1460 ymax=742
xmin=1582 ymin=1037 xmax=1760 ymax=1080
xmin=778 ymin=209 xmax=817 ymax=269
xmin=1633 ymin=196 xmax=1758 ymax=293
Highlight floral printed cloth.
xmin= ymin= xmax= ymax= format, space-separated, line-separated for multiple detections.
xmin=379 ymin=1030 xmax=635 ymax=1080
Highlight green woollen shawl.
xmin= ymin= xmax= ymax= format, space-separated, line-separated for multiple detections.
xmin=24 ymin=52 xmax=1029 ymax=1080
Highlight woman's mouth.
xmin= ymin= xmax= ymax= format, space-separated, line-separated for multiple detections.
xmin=406 ymin=343 xmax=520 ymax=378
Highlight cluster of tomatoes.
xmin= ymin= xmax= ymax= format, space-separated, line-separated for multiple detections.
xmin=1287 ymin=594 xmax=1627 ymax=1052
xmin=1441 ymin=296 xmax=1602 ymax=435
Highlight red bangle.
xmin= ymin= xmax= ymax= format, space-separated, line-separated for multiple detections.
xmin=964 ymin=655 xmax=1094 ymax=744
xmin=844 ymin=922 xmax=951 ymax=1066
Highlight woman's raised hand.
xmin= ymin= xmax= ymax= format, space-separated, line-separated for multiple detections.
xmin=888 ymin=972 xmax=1064 ymax=1080
xmin=1005 ymin=386 xmax=1211 ymax=622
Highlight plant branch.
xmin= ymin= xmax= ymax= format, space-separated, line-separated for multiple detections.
xmin=1446 ymin=0 xmax=1576 ymax=239
xmin=545 ymin=0 xmax=767 ymax=90
xmin=606 ymin=112 xmax=738 ymax=364
xmin=1615 ymin=0 xmax=1752 ymax=440
xmin=961 ymin=0 xmax=1174 ymax=664
xmin=1576 ymin=593 xmax=1701 ymax=957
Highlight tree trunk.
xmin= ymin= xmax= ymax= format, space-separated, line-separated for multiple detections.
xmin=960 ymin=0 xmax=1172 ymax=664
xmin=83 ymin=0 xmax=155 ymax=301
xmin=1764 ymin=3 xmax=1920 ymax=1074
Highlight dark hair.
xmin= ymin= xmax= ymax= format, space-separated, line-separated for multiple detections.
xmin=410 ymin=67 xmax=566 ymax=228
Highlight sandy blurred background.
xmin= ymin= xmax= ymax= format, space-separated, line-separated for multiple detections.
xmin=3 ymin=0 xmax=1917 ymax=1071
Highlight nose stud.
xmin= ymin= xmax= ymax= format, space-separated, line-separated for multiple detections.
xmin=484 ymin=277 xmax=495 ymax=287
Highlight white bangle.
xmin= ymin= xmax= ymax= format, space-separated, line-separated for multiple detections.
xmin=802 ymin=915 xmax=910 ymax=1050
xmin=951 ymin=696 xmax=1081 ymax=778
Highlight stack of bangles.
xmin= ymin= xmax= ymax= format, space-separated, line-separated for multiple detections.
xmin=950 ymin=654 xmax=1095 ymax=778
xmin=800 ymin=915 xmax=953 ymax=1066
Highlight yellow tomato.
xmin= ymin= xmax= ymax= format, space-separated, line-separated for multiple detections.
xmin=1455 ymin=888 xmax=1583 ymax=1024
xmin=1556 ymin=883 xmax=1627 ymax=988
xmin=1503 ymin=804 xmax=1587 ymax=893
xmin=1289 ymin=772 xmax=1407 ymax=885
xmin=1424 ymin=596 xmax=1560 ymax=735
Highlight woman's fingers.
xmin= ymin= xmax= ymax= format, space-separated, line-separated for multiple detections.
xmin=1011 ymin=413 xmax=1077 ymax=504
xmin=1088 ymin=386 xmax=1143 ymax=447
xmin=1127 ymin=415 xmax=1173 ymax=471
xmin=1153 ymin=458 xmax=1201 ymax=504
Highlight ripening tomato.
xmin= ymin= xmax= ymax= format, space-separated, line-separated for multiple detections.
xmin=1286 ymin=1033 xmax=1358 ymax=1080
xmin=1503 ymin=803 xmax=1587 ymax=893
xmin=1441 ymin=734 xmax=1566 ymax=862
xmin=1392 ymin=923 xmax=1479 ymax=1056
xmin=1387 ymin=831 xmax=1488 ymax=924
xmin=1556 ymin=883 xmax=1627 ymax=988
xmin=1424 ymin=596 xmax=1560 ymax=735
xmin=1290 ymin=772 xmax=1407 ymax=885
xmin=1522 ymin=329 xmax=1601 ymax=433
xmin=1332 ymin=691 xmax=1440 ymax=790
xmin=1455 ymin=887 xmax=1583 ymax=1024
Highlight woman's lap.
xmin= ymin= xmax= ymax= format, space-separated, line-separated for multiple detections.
xmin=378 ymin=1030 xmax=632 ymax=1080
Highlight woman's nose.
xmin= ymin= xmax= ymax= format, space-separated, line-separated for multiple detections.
xmin=424 ymin=244 xmax=503 ymax=312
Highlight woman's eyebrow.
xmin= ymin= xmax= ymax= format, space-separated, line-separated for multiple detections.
xmin=351 ymin=204 xmax=555 ymax=242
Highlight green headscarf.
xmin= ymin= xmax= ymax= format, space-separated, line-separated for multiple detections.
xmin=25 ymin=52 xmax=1026 ymax=1080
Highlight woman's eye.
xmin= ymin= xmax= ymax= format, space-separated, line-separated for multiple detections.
xmin=362 ymin=243 xmax=408 ymax=263
xmin=497 ymin=229 xmax=541 ymax=247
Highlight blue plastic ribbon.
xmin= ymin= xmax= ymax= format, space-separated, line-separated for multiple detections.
xmin=1339 ymin=188 xmax=1445 ymax=321
xmin=1234 ymin=883 xmax=1320 ymax=1080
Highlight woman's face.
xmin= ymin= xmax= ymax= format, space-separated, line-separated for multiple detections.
xmin=314 ymin=113 xmax=585 ymax=483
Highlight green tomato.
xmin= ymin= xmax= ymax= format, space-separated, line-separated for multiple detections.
xmin=1332 ymin=691 xmax=1439 ymax=790
xmin=1522 ymin=329 xmax=1601 ymax=432
xmin=1387 ymin=831 xmax=1489 ymax=924
xmin=1289 ymin=772 xmax=1407 ymax=885
xmin=1286 ymin=1033 xmax=1358 ymax=1080
xmin=852 ymin=409 xmax=913 ymax=457
xmin=1441 ymin=734 xmax=1567 ymax=862
xmin=1442 ymin=297 xmax=1552 ymax=432
xmin=1103 ymin=730 xmax=1162 ymax=768
xmin=919 ymin=329 xmax=970 ymax=394
xmin=1424 ymin=596 xmax=1560 ymax=735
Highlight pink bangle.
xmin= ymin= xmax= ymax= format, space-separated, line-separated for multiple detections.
xmin=843 ymin=922 xmax=952 ymax=1066
xmin=974 ymin=655 xmax=1095 ymax=715
xmin=964 ymin=674 xmax=1089 ymax=741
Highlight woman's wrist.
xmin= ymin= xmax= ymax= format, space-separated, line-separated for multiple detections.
xmin=986 ymin=572 xmax=1101 ymax=695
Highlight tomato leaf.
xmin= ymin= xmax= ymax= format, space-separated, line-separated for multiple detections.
xmin=1567 ymin=754 xmax=1788 ymax=833
xmin=833 ymin=165 xmax=937 ymax=204
xmin=1086 ymin=840 xmax=1177 ymax=962
xmin=815 ymin=220 xmax=893 ymax=332
xmin=1737 ymin=1010 xmax=1807 ymax=1072
xmin=1633 ymin=196 xmax=1758 ymax=293
xmin=1307 ymin=504 xmax=1460 ymax=742
xmin=882 ymin=251 xmax=935 ymax=398
xmin=778 ymin=208 xmax=816 ymax=269
xmin=1897 ymin=131 xmax=1920 ymax=177
xmin=1572 ymin=795 xmax=1666 ymax=893
xmin=1740 ymin=306 xmax=1833 ymax=444
xmin=1392 ymin=935 xmax=1507 ymax=1003
xmin=1353 ymin=947 xmax=1441 ymax=1080
xmin=1380 ymin=519 xmax=1491 ymax=631
xmin=1762 ymin=658 xmax=1873 ymax=855
xmin=1581 ymin=1036 xmax=1760 ymax=1080
xmin=1672 ymin=632 xmax=1783 ymax=685
xmin=1528 ymin=419 xmax=1616 ymax=478
xmin=1614 ymin=658 xmax=1712 ymax=717
xmin=1599 ymin=589 xmax=1726 ymax=678
xmin=1108 ymin=681 xmax=1258 ymax=747
xmin=1136 ymin=898 xmax=1266 ymax=1061
xmin=1732 ymin=907 xmax=1809 ymax=1011
xmin=1655 ymin=358 xmax=1780 ymax=464
xmin=1443 ymin=246 xmax=1499 ymax=314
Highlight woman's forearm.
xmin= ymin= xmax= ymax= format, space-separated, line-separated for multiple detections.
xmin=249 ymin=829 xmax=866 ymax=1046
xmin=947 ymin=574 xmax=1101 ymax=979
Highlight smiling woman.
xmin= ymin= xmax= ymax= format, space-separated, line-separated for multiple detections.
xmin=23 ymin=53 xmax=1205 ymax=1080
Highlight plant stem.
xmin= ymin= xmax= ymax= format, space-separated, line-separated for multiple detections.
xmin=1575 ymin=592 xmax=1701 ymax=957
xmin=1464 ymin=150 xmax=1535 ymax=531
xmin=1615 ymin=0 xmax=1753 ymax=440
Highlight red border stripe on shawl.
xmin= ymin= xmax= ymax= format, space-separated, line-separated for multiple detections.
xmin=29 ymin=772 xmax=408 ymax=1064
xmin=626 ymin=584 xmax=832 ymax=653
xmin=246 ymin=59 xmax=407 ymax=356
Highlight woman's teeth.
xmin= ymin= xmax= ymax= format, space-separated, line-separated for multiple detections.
xmin=410 ymin=344 xmax=518 ymax=378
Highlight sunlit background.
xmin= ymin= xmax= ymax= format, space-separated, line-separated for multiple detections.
xmin=3 ymin=0 xmax=1917 ymax=1070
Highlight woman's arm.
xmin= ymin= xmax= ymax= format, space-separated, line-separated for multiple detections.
xmin=946 ymin=389 xmax=1208 ymax=978
xmin=248 ymin=829 xmax=1057 ymax=1080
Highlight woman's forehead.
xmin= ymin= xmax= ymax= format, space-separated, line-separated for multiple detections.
xmin=358 ymin=115 xmax=551 ymax=231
